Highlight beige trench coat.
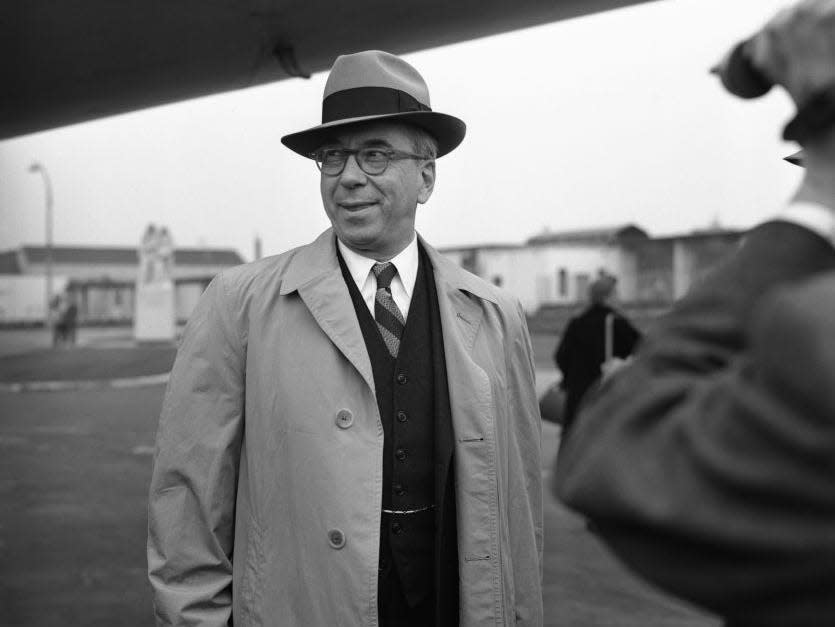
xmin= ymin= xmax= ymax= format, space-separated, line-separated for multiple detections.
xmin=148 ymin=229 xmax=543 ymax=626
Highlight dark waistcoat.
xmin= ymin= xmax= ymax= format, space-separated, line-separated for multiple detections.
xmin=338 ymin=245 xmax=459 ymax=622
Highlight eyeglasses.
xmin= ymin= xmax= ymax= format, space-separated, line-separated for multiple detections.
xmin=311 ymin=147 xmax=430 ymax=176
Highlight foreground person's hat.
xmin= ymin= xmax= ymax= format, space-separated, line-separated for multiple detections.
xmin=281 ymin=50 xmax=466 ymax=159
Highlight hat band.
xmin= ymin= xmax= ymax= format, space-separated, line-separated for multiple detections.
xmin=322 ymin=87 xmax=431 ymax=124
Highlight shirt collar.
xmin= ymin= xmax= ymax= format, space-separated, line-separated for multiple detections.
xmin=336 ymin=233 xmax=419 ymax=297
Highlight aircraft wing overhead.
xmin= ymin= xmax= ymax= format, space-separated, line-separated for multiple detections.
xmin=3 ymin=0 xmax=655 ymax=139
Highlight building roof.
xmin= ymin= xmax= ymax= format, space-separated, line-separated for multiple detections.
xmin=11 ymin=245 xmax=245 ymax=267
xmin=649 ymin=227 xmax=747 ymax=243
xmin=526 ymin=224 xmax=649 ymax=246
xmin=438 ymin=242 xmax=523 ymax=254
xmin=174 ymin=249 xmax=246 ymax=265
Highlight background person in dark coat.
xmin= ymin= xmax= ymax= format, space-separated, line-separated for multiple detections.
xmin=553 ymin=275 xmax=641 ymax=433
xmin=61 ymin=298 xmax=78 ymax=346
xmin=555 ymin=1 xmax=835 ymax=625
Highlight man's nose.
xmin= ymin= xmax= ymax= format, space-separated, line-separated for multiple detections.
xmin=339 ymin=154 xmax=367 ymax=186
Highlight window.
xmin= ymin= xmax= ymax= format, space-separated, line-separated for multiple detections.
xmin=557 ymin=268 xmax=567 ymax=297
xmin=575 ymin=273 xmax=590 ymax=302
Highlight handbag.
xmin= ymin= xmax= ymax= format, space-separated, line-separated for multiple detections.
xmin=539 ymin=379 xmax=565 ymax=425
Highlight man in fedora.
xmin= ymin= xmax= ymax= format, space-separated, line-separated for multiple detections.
xmin=148 ymin=50 xmax=543 ymax=626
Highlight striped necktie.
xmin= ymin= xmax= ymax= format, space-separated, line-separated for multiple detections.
xmin=372 ymin=262 xmax=406 ymax=358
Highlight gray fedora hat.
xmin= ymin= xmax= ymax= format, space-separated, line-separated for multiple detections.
xmin=281 ymin=50 xmax=466 ymax=158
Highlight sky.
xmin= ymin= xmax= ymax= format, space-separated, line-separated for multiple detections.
xmin=1 ymin=0 xmax=802 ymax=261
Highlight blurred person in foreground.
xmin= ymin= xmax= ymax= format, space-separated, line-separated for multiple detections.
xmin=554 ymin=1 xmax=835 ymax=625
xmin=553 ymin=274 xmax=641 ymax=436
xmin=148 ymin=50 xmax=543 ymax=627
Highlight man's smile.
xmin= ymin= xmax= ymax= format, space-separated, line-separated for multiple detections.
xmin=337 ymin=201 xmax=378 ymax=210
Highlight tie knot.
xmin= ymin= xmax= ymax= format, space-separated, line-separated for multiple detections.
xmin=372 ymin=262 xmax=397 ymax=290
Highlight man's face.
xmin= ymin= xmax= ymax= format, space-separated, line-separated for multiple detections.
xmin=319 ymin=121 xmax=435 ymax=260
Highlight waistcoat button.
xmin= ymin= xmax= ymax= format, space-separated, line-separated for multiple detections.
xmin=391 ymin=522 xmax=403 ymax=535
xmin=394 ymin=483 xmax=406 ymax=496
xmin=336 ymin=409 xmax=353 ymax=429
xmin=396 ymin=411 xmax=407 ymax=423
xmin=396 ymin=372 xmax=407 ymax=385
xmin=395 ymin=448 xmax=407 ymax=461
xmin=327 ymin=528 xmax=346 ymax=549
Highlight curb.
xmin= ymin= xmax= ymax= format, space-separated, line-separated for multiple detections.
xmin=0 ymin=372 xmax=170 ymax=394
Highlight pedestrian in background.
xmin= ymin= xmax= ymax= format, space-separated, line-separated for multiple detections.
xmin=553 ymin=274 xmax=641 ymax=435
xmin=61 ymin=293 xmax=78 ymax=346
xmin=49 ymin=294 xmax=64 ymax=347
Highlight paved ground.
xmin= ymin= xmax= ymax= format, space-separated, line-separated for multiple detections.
xmin=0 ymin=346 xmax=176 ymax=383
xmin=0 ymin=327 xmax=139 ymax=359
xmin=0 ymin=328 xmax=720 ymax=626
xmin=1 ymin=385 xmax=160 ymax=626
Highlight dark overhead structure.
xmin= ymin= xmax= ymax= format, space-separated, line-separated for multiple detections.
xmin=3 ymin=0 xmax=655 ymax=140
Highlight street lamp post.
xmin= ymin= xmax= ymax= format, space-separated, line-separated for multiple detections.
xmin=28 ymin=162 xmax=54 ymax=333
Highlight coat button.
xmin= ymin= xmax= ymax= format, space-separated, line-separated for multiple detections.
xmin=396 ymin=372 xmax=407 ymax=385
xmin=336 ymin=409 xmax=353 ymax=429
xmin=327 ymin=528 xmax=346 ymax=549
xmin=391 ymin=522 xmax=403 ymax=535
xmin=395 ymin=448 xmax=407 ymax=461
xmin=396 ymin=411 xmax=407 ymax=423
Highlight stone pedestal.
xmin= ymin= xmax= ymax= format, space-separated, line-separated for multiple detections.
xmin=134 ymin=281 xmax=175 ymax=342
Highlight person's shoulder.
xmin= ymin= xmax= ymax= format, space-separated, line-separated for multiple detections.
xmin=608 ymin=305 xmax=633 ymax=322
xmin=213 ymin=241 xmax=314 ymax=298
xmin=743 ymin=220 xmax=835 ymax=272
xmin=474 ymin=274 xmax=519 ymax=312
xmin=755 ymin=270 xmax=835 ymax=344
xmin=423 ymin=245 xmax=512 ymax=305
xmin=446 ymin=260 xmax=521 ymax=313
xmin=570 ymin=304 xmax=605 ymax=325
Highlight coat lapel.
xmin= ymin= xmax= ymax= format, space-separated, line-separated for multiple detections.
xmin=279 ymin=229 xmax=375 ymax=393
xmin=422 ymin=237 xmax=503 ymax=612
xmin=276 ymin=230 xmax=499 ymax=407
xmin=420 ymin=237 xmax=498 ymax=432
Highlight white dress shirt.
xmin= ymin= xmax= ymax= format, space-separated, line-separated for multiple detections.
xmin=337 ymin=233 xmax=419 ymax=320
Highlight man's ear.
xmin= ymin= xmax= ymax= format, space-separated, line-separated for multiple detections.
xmin=417 ymin=160 xmax=436 ymax=205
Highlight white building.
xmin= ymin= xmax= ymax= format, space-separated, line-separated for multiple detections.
xmin=0 ymin=245 xmax=245 ymax=324
xmin=1 ymin=224 xmax=744 ymax=325
xmin=440 ymin=224 xmax=743 ymax=314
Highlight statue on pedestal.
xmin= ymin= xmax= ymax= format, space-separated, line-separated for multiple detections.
xmin=139 ymin=224 xmax=175 ymax=285
xmin=134 ymin=224 xmax=176 ymax=342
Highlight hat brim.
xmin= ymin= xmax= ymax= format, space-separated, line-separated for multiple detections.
xmin=281 ymin=111 xmax=466 ymax=159
xmin=784 ymin=149 xmax=804 ymax=167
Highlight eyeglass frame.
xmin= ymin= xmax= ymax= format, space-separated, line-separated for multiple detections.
xmin=310 ymin=146 xmax=432 ymax=176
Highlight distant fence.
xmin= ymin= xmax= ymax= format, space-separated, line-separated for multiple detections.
xmin=527 ymin=301 xmax=671 ymax=336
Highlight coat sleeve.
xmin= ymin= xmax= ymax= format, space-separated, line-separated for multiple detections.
xmin=507 ymin=299 xmax=544 ymax=623
xmin=554 ymin=221 xmax=835 ymax=625
xmin=553 ymin=317 xmax=575 ymax=377
xmin=613 ymin=313 xmax=641 ymax=357
xmin=147 ymin=273 xmax=246 ymax=627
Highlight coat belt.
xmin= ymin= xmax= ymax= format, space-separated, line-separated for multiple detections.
xmin=381 ymin=505 xmax=435 ymax=515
